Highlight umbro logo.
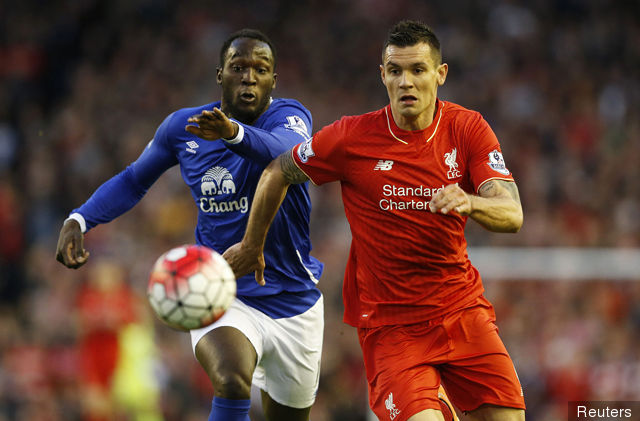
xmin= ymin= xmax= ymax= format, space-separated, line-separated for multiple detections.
xmin=186 ymin=140 xmax=199 ymax=154
xmin=374 ymin=160 xmax=394 ymax=171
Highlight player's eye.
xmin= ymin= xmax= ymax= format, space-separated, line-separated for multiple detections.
xmin=257 ymin=67 xmax=268 ymax=75
xmin=232 ymin=65 xmax=243 ymax=72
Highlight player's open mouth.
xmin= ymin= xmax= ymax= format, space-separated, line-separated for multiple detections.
xmin=400 ymin=95 xmax=417 ymax=104
xmin=239 ymin=92 xmax=257 ymax=103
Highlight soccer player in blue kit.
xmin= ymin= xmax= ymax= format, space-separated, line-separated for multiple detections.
xmin=55 ymin=29 xmax=324 ymax=421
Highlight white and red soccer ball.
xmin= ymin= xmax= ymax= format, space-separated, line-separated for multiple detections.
xmin=147 ymin=244 xmax=236 ymax=331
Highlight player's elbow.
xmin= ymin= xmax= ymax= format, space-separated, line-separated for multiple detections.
xmin=264 ymin=156 xmax=282 ymax=175
xmin=486 ymin=205 xmax=523 ymax=233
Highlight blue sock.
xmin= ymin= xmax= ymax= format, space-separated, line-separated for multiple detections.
xmin=209 ymin=396 xmax=251 ymax=421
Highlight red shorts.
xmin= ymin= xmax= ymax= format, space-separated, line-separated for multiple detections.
xmin=357 ymin=304 xmax=525 ymax=421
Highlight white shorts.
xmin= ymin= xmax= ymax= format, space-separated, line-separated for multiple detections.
xmin=190 ymin=294 xmax=324 ymax=409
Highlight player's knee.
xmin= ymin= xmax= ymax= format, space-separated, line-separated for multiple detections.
xmin=211 ymin=369 xmax=252 ymax=399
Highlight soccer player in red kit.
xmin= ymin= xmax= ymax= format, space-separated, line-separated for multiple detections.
xmin=225 ymin=20 xmax=525 ymax=421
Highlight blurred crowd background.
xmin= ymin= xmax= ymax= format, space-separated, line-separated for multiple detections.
xmin=1 ymin=0 xmax=639 ymax=420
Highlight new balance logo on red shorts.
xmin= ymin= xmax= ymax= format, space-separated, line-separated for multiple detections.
xmin=374 ymin=160 xmax=394 ymax=171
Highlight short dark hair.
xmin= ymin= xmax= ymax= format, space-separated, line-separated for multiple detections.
xmin=219 ymin=28 xmax=277 ymax=68
xmin=383 ymin=20 xmax=441 ymax=63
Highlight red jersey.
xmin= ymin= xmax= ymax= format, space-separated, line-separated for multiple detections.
xmin=292 ymin=100 xmax=514 ymax=327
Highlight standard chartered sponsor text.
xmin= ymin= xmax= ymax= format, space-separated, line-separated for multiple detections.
xmin=200 ymin=196 xmax=249 ymax=213
xmin=380 ymin=184 xmax=445 ymax=211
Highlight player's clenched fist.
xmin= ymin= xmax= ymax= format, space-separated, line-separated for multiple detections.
xmin=55 ymin=219 xmax=90 ymax=269
xmin=429 ymin=183 xmax=473 ymax=216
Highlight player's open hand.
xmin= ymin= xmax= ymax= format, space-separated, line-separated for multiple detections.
xmin=222 ymin=242 xmax=266 ymax=286
xmin=429 ymin=183 xmax=472 ymax=216
xmin=185 ymin=108 xmax=238 ymax=141
xmin=55 ymin=219 xmax=90 ymax=269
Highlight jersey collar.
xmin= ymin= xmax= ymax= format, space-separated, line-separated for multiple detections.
xmin=384 ymin=99 xmax=445 ymax=144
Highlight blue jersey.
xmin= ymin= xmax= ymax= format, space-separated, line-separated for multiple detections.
xmin=71 ymin=98 xmax=323 ymax=318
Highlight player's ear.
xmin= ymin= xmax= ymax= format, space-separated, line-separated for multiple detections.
xmin=272 ymin=72 xmax=277 ymax=90
xmin=380 ymin=64 xmax=386 ymax=85
xmin=437 ymin=63 xmax=448 ymax=86
xmin=216 ymin=67 xmax=223 ymax=85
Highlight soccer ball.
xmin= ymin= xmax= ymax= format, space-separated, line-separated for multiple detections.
xmin=147 ymin=244 xmax=236 ymax=331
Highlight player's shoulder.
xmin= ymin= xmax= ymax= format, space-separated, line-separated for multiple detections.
xmin=170 ymin=101 xmax=221 ymax=123
xmin=151 ymin=101 xmax=219 ymax=146
xmin=267 ymin=98 xmax=311 ymax=118
xmin=158 ymin=101 xmax=220 ymax=133
xmin=441 ymin=100 xmax=483 ymax=125
xmin=263 ymin=98 xmax=313 ymax=137
xmin=270 ymin=97 xmax=308 ymax=110
xmin=357 ymin=107 xmax=387 ymax=124
xmin=330 ymin=106 xmax=386 ymax=134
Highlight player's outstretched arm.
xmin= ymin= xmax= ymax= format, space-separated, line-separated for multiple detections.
xmin=429 ymin=180 xmax=523 ymax=233
xmin=55 ymin=219 xmax=90 ymax=269
xmin=185 ymin=108 xmax=238 ymax=141
xmin=223 ymin=150 xmax=309 ymax=284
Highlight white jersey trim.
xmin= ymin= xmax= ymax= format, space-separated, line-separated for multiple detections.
xmin=223 ymin=120 xmax=245 ymax=144
xmin=65 ymin=213 xmax=87 ymax=233
xmin=296 ymin=249 xmax=319 ymax=284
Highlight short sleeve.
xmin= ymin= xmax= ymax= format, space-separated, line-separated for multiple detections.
xmin=464 ymin=114 xmax=515 ymax=192
xmin=292 ymin=117 xmax=348 ymax=185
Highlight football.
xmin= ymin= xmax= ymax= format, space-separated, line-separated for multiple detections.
xmin=147 ymin=244 xmax=236 ymax=331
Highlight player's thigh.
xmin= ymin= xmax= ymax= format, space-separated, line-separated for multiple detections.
xmin=259 ymin=295 xmax=324 ymax=409
xmin=261 ymin=389 xmax=311 ymax=421
xmin=440 ymin=306 xmax=524 ymax=413
xmin=191 ymin=298 xmax=262 ymax=394
xmin=465 ymin=405 xmax=524 ymax=421
xmin=194 ymin=326 xmax=257 ymax=391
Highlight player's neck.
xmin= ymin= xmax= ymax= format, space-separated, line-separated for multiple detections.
xmin=390 ymin=102 xmax=437 ymax=131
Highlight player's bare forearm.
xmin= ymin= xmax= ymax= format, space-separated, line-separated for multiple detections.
xmin=429 ymin=180 xmax=522 ymax=232
xmin=241 ymin=150 xmax=308 ymax=248
xmin=224 ymin=150 xmax=310 ymax=282
xmin=469 ymin=180 xmax=523 ymax=232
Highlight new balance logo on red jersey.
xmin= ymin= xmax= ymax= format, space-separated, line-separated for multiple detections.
xmin=374 ymin=160 xmax=394 ymax=171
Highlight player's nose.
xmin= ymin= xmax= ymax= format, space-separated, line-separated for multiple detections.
xmin=398 ymin=72 xmax=413 ymax=88
xmin=241 ymin=68 xmax=257 ymax=84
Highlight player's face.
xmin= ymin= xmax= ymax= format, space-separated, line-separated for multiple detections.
xmin=380 ymin=42 xmax=448 ymax=130
xmin=218 ymin=38 xmax=277 ymax=124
